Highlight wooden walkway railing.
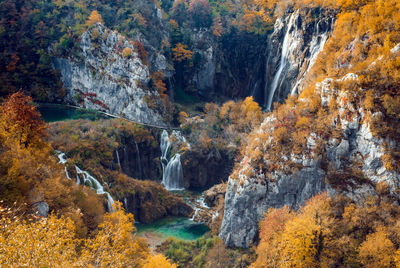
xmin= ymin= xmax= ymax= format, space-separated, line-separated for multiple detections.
xmin=37 ymin=103 xmax=180 ymax=130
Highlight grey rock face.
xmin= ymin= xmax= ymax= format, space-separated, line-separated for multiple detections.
xmin=190 ymin=29 xmax=217 ymax=96
xmin=263 ymin=8 xmax=334 ymax=109
xmin=53 ymin=24 xmax=165 ymax=126
xmin=220 ymin=168 xmax=326 ymax=248
xmin=35 ymin=202 xmax=49 ymax=217
xmin=219 ymin=73 xmax=400 ymax=248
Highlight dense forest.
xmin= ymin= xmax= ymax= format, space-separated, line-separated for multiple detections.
xmin=2 ymin=0 xmax=400 ymax=267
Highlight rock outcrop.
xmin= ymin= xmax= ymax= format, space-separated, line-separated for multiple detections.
xmin=219 ymin=74 xmax=400 ymax=248
xmin=263 ymin=8 xmax=334 ymax=109
xmin=119 ymin=179 xmax=193 ymax=223
xmin=53 ymin=23 xmax=166 ymax=126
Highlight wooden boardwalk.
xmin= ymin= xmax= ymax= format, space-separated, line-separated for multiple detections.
xmin=37 ymin=103 xmax=180 ymax=130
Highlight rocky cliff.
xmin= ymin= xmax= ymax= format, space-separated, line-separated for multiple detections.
xmin=262 ymin=8 xmax=334 ymax=110
xmin=53 ymin=24 xmax=166 ymax=126
xmin=219 ymin=72 xmax=400 ymax=248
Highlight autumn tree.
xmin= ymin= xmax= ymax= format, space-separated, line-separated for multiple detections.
xmin=172 ymin=43 xmax=193 ymax=62
xmin=122 ymin=47 xmax=133 ymax=58
xmin=134 ymin=40 xmax=148 ymax=65
xmin=212 ymin=17 xmax=223 ymax=37
xmin=358 ymin=227 xmax=396 ymax=268
xmin=79 ymin=202 xmax=150 ymax=267
xmin=86 ymin=10 xmax=104 ymax=27
xmin=1 ymin=92 xmax=46 ymax=147
xmin=0 ymin=211 xmax=78 ymax=266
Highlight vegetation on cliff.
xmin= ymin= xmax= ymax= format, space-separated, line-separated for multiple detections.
xmin=0 ymin=92 xmax=178 ymax=266
xmin=253 ymin=186 xmax=400 ymax=267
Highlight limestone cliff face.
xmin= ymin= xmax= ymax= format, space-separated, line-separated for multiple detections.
xmin=182 ymin=8 xmax=334 ymax=106
xmin=262 ymin=8 xmax=334 ymax=110
xmin=219 ymin=74 xmax=400 ymax=248
xmin=53 ymin=24 xmax=166 ymax=126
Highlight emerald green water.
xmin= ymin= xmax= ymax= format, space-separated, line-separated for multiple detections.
xmin=136 ymin=217 xmax=209 ymax=241
xmin=37 ymin=104 xmax=108 ymax=122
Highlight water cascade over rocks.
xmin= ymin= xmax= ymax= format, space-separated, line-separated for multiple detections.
xmin=57 ymin=151 xmax=115 ymax=211
xmin=266 ymin=11 xmax=298 ymax=110
xmin=263 ymin=9 xmax=333 ymax=110
xmin=160 ymin=130 xmax=185 ymax=191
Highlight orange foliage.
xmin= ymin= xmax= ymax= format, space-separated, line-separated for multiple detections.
xmin=86 ymin=10 xmax=104 ymax=26
xmin=122 ymin=47 xmax=133 ymax=57
xmin=134 ymin=40 xmax=148 ymax=65
xmin=172 ymin=43 xmax=193 ymax=62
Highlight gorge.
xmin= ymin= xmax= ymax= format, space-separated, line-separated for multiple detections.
xmin=2 ymin=0 xmax=400 ymax=266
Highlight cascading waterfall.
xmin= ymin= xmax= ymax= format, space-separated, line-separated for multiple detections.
xmin=266 ymin=11 xmax=298 ymax=110
xmin=134 ymin=142 xmax=142 ymax=180
xmin=57 ymin=152 xmax=115 ymax=211
xmin=115 ymin=149 xmax=121 ymax=170
xmin=160 ymin=130 xmax=184 ymax=191
xmin=290 ymin=19 xmax=330 ymax=95
xmin=163 ymin=153 xmax=184 ymax=190
xmin=160 ymin=129 xmax=171 ymax=176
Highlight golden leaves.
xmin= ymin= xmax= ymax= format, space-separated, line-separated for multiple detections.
xmin=172 ymin=43 xmax=193 ymax=62
xmin=86 ymin=11 xmax=103 ymax=27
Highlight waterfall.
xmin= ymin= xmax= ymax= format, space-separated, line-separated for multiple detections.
xmin=124 ymin=197 xmax=128 ymax=211
xmin=115 ymin=149 xmax=121 ymax=170
xmin=190 ymin=194 xmax=210 ymax=222
xmin=57 ymin=152 xmax=115 ymax=212
xmin=134 ymin=142 xmax=142 ymax=180
xmin=160 ymin=130 xmax=184 ymax=191
xmin=162 ymin=153 xmax=184 ymax=191
xmin=160 ymin=129 xmax=171 ymax=176
xmin=290 ymin=19 xmax=330 ymax=95
xmin=266 ymin=11 xmax=298 ymax=110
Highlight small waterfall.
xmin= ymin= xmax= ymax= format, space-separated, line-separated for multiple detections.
xmin=75 ymin=166 xmax=115 ymax=211
xmin=190 ymin=194 xmax=210 ymax=222
xmin=162 ymin=153 xmax=184 ymax=191
xmin=290 ymin=19 xmax=330 ymax=95
xmin=266 ymin=11 xmax=298 ymax=110
xmin=124 ymin=197 xmax=128 ymax=211
xmin=57 ymin=152 xmax=115 ymax=212
xmin=115 ymin=149 xmax=121 ymax=170
xmin=160 ymin=130 xmax=171 ymax=176
xmin=134 ymin=142 xmax=142 ymax=180
xmin=160 ymin=130 xmax=184 ymax=191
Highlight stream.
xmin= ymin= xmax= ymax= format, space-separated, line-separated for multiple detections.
xmin=40 ymin=105 xmax=210 ymax=243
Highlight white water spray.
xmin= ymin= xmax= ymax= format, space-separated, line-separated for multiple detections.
xmin=266 ymin=11 xmax=298 ymax=110
xmin=160 ymin=130 xmax=184 ymax=191
xmin=290 ymin=19 xmax=330 ymax=95
xmin=57 ymin=152 xmax=115 ymax=211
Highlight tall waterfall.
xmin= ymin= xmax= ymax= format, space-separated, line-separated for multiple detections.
xmin=115 ymin=149 xmax=121 ymax=170
xmin=266 ymin=11 xmax=298 ymax=110
xmin=57 ymin=151 xmax=115 ymax=211
xmin=290 ymin=20 xmax=330 ymax=95
xmin=264 ymin=10 xmax=333 ymax=110
xmin=160 ymin=130 xmax=184 ymax=191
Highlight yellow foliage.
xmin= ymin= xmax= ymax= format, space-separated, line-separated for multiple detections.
xmin=358 ymin=227 xmax=396 ymax=268
xmin=79 ymin=202 xmax=149 ymax=267
xmin=0 ymin=212 xmax=78 ymax=266
xmin=86 ymin=10 xmax=104 ymax=26
xmin=364 ymin=90 xmax=375 ymax=110
xmin=143 ymin=254 xmax=177 ymax=268
xmin=252 ymin=194 xmax=331 ymax=268
xmin=172 ymin=43 xmax=193 ymax=62
xmin=122 ymin=47 xmax=133 ymax=57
